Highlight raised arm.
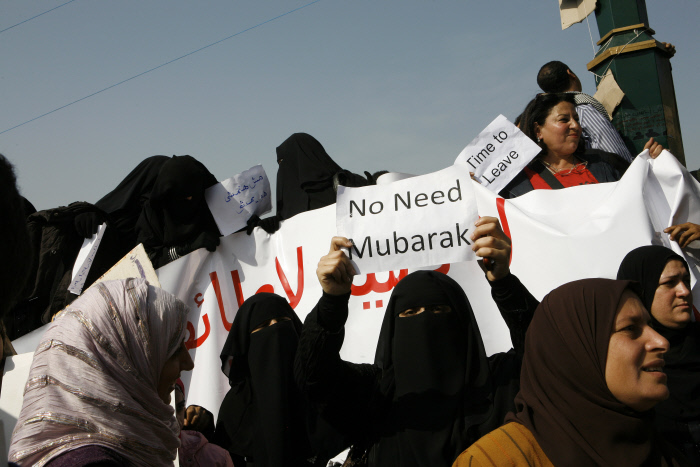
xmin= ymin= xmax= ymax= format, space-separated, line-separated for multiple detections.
xmin=471 ymin=217 xmax=538 ymax=358
xmin=294 ymin=237 xmax=381 ymax=442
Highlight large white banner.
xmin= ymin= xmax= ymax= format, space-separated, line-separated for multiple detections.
xmin=9 ymin=150 xmax=699 ymax=427
xmin=156 ymin=203 xmax=508 ymax=420
xmin=154 ymin=150 xmax=700 ymax=421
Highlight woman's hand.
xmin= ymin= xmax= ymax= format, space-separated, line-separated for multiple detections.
xmin=644 ymin=137 xmax=664 ymax=159
xmin=183 ymin=405 xmax=214 ymax=432
xmin=471 ymin=217 xmax=512 ymax=282
xmin=317 ymin=237 xmax=356 ymax=295
xmin=664 ymin=222 xmax=700 ymax=248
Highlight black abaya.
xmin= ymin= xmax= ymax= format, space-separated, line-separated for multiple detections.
xmin=295 ymin=271 xmax=531 ymax=467
xmin=214 ymin=293 xmax=313 ymax=467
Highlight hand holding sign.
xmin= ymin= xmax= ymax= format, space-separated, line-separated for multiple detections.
xmin=317 ymin=237 xmax=356 ymax=296
xmin=470 ymin=217 xmax=512 ymax=282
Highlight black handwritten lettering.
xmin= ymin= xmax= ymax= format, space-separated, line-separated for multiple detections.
xmin=393 ymin=231 xmax=408 ymax=254
xmin=395 ymin=192 xmax=410 ymax=211
xmin=440 ymin=231 xmax=453 ymax=248
xmin=376 ymin=239 xmax=391 ymax=256
xmin=349 ymin=236 xmax=372 ymax=259
xmin=350 ymin=199 xmax=365 ymax=217
xmin=456 ymin=223 xmax=470 ymax=246
xmin=411 ymin=235 xmax=425 ymax=252
xmin=369 ymin=201 xmax=384 ymax=214
xmin=448 ymin=180 xmax=462 ymax=202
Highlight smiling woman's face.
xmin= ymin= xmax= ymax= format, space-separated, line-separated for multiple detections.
xmin=535 ymin=101 xmax=581 ymax=159
xmin=605 ymin=290 xmax=670 ymax=412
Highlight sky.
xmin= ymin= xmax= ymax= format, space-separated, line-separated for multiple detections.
xmin=2 ymin=0 xmax=699 ymax=212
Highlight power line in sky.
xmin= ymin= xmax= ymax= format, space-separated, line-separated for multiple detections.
xmin=0 ymin=0 xmax=323 ymax=136
xmin=0 ymin=0 xmax=78 ymax=35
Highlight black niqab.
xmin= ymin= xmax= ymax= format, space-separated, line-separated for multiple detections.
xmin=275 ymin=133 xmax=341 ymax=221
xmin=95 ymin=155 xmax=219 ymax=250
xmin=216 ymin=293 xmax=309 ymax=467
xmin=135 ymin=155 xmax=219 ymax=248
xmin=370 ymin=270 xmax=496 ymax=467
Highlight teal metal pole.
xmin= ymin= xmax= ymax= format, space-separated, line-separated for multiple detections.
xmin=588 ymin=0 xmax=685 ymax=164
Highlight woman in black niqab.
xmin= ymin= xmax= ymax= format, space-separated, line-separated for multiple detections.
xmin=251 ymin=133 xmax=374 ymax=234
xmin=617 ymin=245 xmax=700 ymax=462
xmin=214 ymin=293 xmax=313 ymax=467
xmin=296 ymin=269 xmax=526 ymax=467
xmin=369 ymin=271 xmax=513 ymax=466
xmin=275 ymin=133 xmax=342 ymax=221
xmin=92 ymin=155 xmax=220 ymax=268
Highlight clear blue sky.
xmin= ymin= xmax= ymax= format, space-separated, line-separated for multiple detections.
xmin=2 ymin=0 xmax=698 ymax=212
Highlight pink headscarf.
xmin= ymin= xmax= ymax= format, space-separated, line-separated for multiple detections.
xmin=9 ymin=278 xmax=189 ymax=466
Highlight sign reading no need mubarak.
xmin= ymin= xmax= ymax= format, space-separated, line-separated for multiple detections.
xmin=336 ymin=164 xmax=478 ymax=274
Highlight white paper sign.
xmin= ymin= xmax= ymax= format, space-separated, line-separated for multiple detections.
xmin=559 ymin=0 xmax=596 ymax=30
xmin=336 ymin=165 xmax=478 ymax=274
xmin=93 ymin=243 xmax=160 ymax=288
xmin=68 ymin=222 xmax=107 ymax=295
xmin=205 ymin=165 xmax=272 ymax=237
xmin=454 ymin=115 xmax=541 ymax=194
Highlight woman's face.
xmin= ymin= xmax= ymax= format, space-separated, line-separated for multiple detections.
xmin=535 ymin=101 xmax=581 ymax=158
xmin=158 ymin=342 xmax=194 ymax=404
xmin=651 ymin=259 xmax=693 ymax=329
xmin=605 ymin=290 xmax=669 ymax=412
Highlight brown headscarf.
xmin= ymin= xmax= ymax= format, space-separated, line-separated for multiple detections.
xmin=507 ymin=278 xmax=682 ymax=466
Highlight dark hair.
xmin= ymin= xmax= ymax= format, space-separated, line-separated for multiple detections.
xmin=520 ymin=93 xmax=581 ymax=156
xmin=537 ymin=61 xmax=571 ymax=93
xmin=0 ymin=154 xmax=32 ymax=318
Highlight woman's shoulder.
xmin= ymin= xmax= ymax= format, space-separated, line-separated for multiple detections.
xmin=452 ymin=422 xmax=554 ymax=467
xmin=580 ymin=149 xmax=627 ymax=179
xmin=45 ymin=445 xmax=131 ymax=467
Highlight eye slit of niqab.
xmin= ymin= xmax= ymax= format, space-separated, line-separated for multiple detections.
xmin=251 ymin=316 xmax=292 ymax=334
xmin=398 ymin=304 xmax=452 ymax=318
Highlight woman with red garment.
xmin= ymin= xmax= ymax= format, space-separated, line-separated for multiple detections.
xmin=501 ymin=93 xmax=662 ymax=198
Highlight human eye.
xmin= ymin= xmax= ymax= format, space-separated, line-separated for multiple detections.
xmin=251 ymin=320 xmax=273 ymax=334
xmin=399 ymin=308 xmax=421 ymax=318
xmin=429 ymin=305 xmax=452 ymax=314
xmin=619 ymin=323 xmax=643 ymax=338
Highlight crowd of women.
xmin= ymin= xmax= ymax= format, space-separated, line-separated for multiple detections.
xmin=1 ymin=87 xmax=700 ymax=466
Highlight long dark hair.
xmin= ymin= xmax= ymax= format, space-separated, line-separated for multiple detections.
xmin=520 ymin=93 xmax=582 ymax=157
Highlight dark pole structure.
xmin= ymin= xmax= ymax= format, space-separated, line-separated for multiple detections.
xmin=587 ymin=0 xmax=685 ymax=164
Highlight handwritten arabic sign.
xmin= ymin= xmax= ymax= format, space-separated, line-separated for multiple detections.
xmin=68 ymin=223 xmax=107 ymax=295
xmin=205 ymin=165 xmax=272 ymax=237
xmin=454 ymin=115 xmax=541 ymax=194
xmin=336 ymin=165 xmax=478 ymax=274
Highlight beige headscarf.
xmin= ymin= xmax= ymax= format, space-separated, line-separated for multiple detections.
xmin=9 ymin=278 xmax=188 ymax=466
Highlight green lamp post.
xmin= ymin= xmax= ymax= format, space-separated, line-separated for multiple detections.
xmin=587 ymin=0 xmax=685 ymax=164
